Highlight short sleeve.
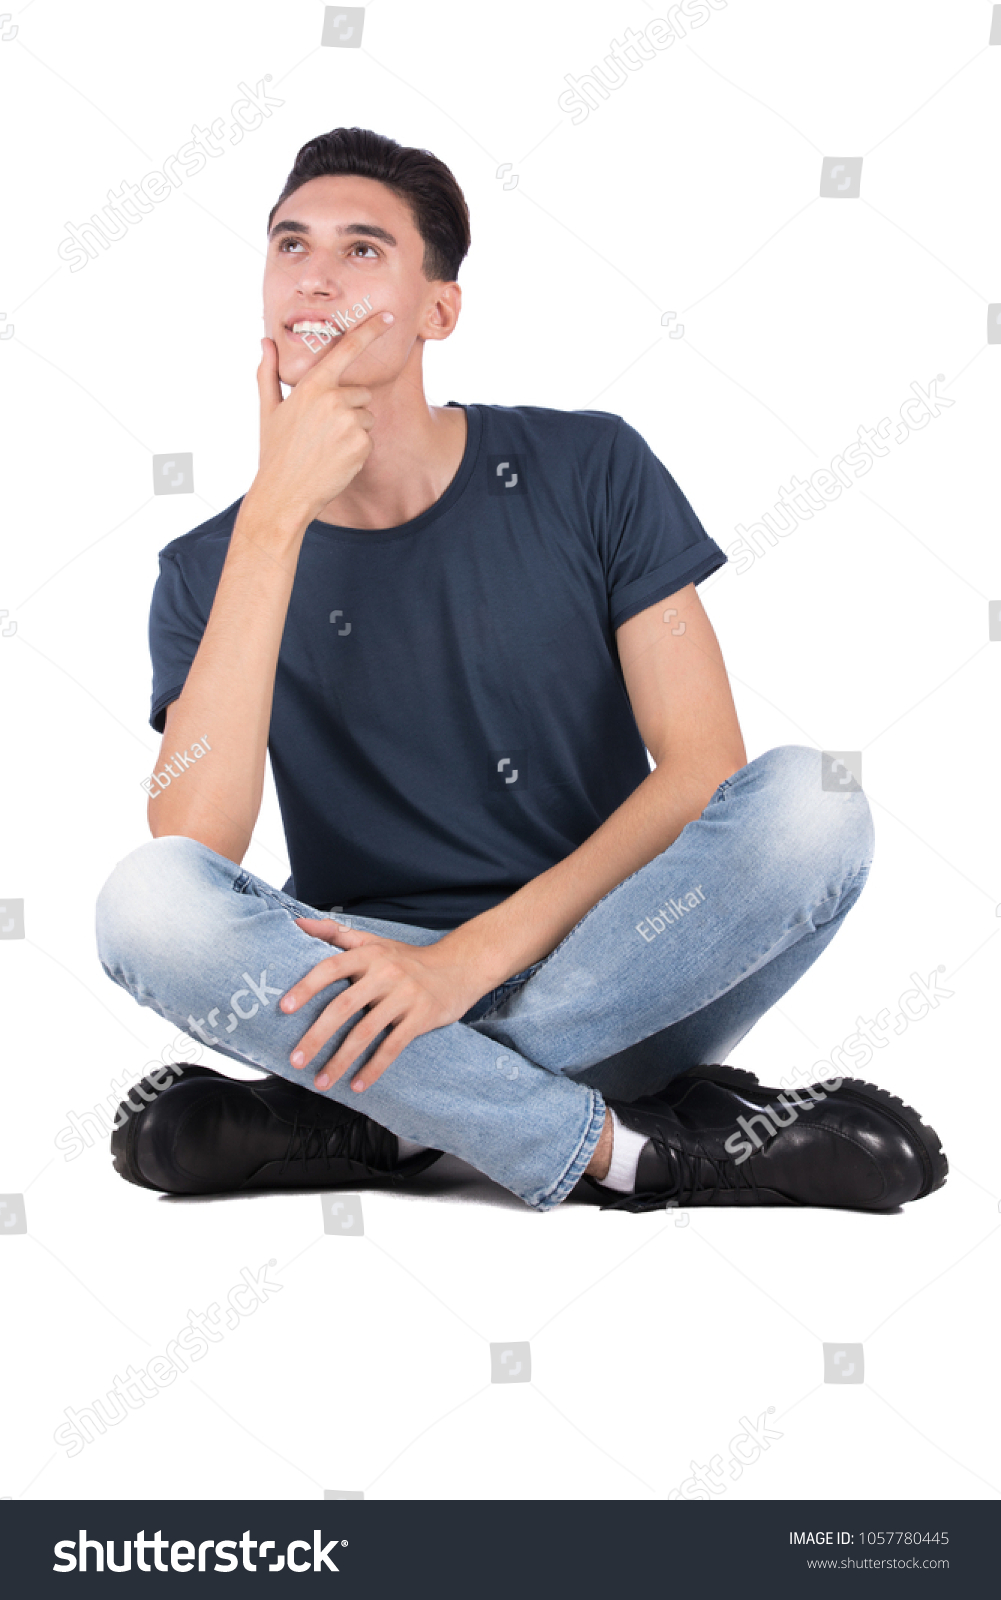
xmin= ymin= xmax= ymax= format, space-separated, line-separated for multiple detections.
xmin=148 ymin=552 xmax=207 ymax=733
xmin=599 ymin=418 xmax=726 ymax=630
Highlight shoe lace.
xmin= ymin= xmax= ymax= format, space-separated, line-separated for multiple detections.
xmin=598 ymin=1126 xmax=763 ymax=1213
xmin=278 ymin=1111 xmax=390 ymax=1180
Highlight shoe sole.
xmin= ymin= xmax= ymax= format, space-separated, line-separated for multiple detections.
xmin=111 ymin=1064 xmax=228 ymax=1190
xmin=682 ymin=1063 xmax=948 ymax=1201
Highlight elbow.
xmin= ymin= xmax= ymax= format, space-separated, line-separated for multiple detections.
xmin=146 ymin=801 xmax=249 ymax=866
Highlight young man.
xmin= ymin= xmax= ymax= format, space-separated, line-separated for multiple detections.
xmin=95 ymin=127 xmax=946 ymax=1213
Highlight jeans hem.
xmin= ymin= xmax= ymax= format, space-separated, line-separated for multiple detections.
xmin=525 ymin=1087 xmax=607 ymax=1212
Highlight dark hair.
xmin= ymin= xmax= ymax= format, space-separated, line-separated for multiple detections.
xmin=267 ymin=127 xmax=471 ymax=284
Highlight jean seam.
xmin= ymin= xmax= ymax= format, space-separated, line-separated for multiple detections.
xmin=475 ymin=960 xmax=547 ymax=1022
xmin=478 ymin=981 xmax=524 ymax=1023
xmin=235 ymin=875 xmax=318 ymax=923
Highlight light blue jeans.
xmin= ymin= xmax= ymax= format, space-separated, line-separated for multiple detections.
xmin=94 ymin=745 xmax=874 ymax=1211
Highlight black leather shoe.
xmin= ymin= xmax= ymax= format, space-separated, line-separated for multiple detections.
xmin=110 ymin=1064 xmax=443 ymax=1195
xmin=590 ymin=1064 xmax=947 ymax=1213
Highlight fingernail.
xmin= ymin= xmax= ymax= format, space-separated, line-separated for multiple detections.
xmin=291 ymin=1050 xmax=304 ymax=1066
xmin=381 ymin=312 xmax=394 ymax=323
xmin=352 ymin=1080 xmax=365 ymax=1092
xmin=282 ymin=996 xmax=296 ymax=1011
xmin=315 ymin=1074 xmax=329 ymax=1089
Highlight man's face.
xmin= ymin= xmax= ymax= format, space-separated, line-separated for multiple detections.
xmin=262 ymin=173 xmax=457 ymax=389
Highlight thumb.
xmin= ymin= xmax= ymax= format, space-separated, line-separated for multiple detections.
xmin=257 ymin=336 xmax=283 ymax=424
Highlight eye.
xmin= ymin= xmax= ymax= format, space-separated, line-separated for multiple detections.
xmin=275 ymin=238 xmax=380 ymax=258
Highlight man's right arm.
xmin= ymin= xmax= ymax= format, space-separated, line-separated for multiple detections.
xmin=146 ymin=494 xmax=308 ymax=863
xmin=145 ymin=309 xmax=394 ymax=864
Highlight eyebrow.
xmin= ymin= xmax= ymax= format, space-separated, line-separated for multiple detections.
xmin=268 ymin=220 xmax=398 ymax=247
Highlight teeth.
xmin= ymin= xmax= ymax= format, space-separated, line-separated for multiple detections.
xmin=291 ymin=320 xmax=342 ymax=335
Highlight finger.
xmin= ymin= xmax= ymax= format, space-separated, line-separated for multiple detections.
xmin=293 ymin=915 xmax=357 ymax=945
xmin=314 ymin=1005 xmax=405 ymax=1090
xmin=279 ymin=952 xmax=351 ymax=1018
xmin=289 ymin=976 xmax=382 ymax=1070
xmin=256 ymin=336 xmax=283 ymax=426
xmin=294 ymin=916 xmax=369 ymax=940
xmin=324 ymin=385 xmax=374 ymax=410
xmin=280 ymin=935 xmax=381 ymax=1011
xmin=301 ymin=310 xmax=394 ymax=391
xmin=343 ymin=1032 xmax=410 ymax=1093
xmin=336 ymin=390 xmax=377 ymax=425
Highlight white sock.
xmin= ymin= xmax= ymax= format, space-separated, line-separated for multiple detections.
xmin=396 ymin=1134 xmax=429 ymax=1160
xmin=596 ymin=1109 xmax=649 ymax=1192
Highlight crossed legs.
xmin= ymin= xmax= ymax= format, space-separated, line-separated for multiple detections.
xmin=95 ymin=745 xmax=874 ymax=1211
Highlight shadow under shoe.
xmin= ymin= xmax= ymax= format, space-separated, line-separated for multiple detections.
xmin=111 ymin=1064 xmax=443 ymax=1195
xmin=592 ymin=1067 xmax=948 ymax=1213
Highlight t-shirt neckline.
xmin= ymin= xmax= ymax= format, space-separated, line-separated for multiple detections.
xmin=303 ymin=402 xmax=481 ymax=543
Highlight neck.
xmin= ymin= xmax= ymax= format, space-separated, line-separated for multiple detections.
xmin=313 ymin=363 xmax=467 ymax=530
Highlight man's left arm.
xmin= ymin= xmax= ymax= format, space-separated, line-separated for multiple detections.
xmin=437 ymin=581 xmax=747 ymax=994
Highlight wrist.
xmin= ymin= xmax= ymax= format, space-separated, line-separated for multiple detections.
xmin=239 ymin=479 xmax=315 ymax=549
xmin=431 ymin=922 xmax=519 ymax=997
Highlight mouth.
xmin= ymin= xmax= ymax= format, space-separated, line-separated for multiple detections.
xmin=284 ymin=318 xmax=346 ymax=346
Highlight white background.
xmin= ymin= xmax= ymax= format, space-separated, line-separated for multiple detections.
xmin=0 ymin=0 xmax=998 ymax=1503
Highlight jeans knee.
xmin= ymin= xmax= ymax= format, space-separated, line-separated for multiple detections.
xmin=95 ymin=835 xmax=225 ymax=975
xmin=754 ymin=744 xmax=875 ymax=883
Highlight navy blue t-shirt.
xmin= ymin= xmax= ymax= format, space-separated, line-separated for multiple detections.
xmin=148 ymin=403 xmax=726 ymax=929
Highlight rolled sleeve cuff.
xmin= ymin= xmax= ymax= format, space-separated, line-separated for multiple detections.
xmin=609 ymin=540 xmax=727 ymax=631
